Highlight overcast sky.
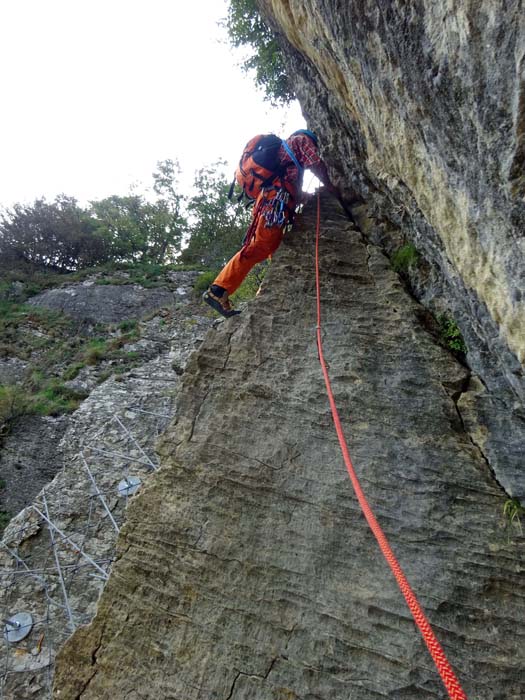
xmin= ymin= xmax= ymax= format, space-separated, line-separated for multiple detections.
xmin=0 ymin=0 xmax=305 ymax=206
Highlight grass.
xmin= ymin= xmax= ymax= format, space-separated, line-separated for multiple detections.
xmin=0 ymin=298 xmax=145 ymax=436
xmin=0 ymin=258 xmax=195 ymax=432
xmin=118 ymin=319 xmax=139 ymax=333
xmin=0 ymin=385 xmax=30 ymax=426
xmin=62 ymin=362 xmax=86 ymax=381
xmin=391 ymin=243 xmax=419 ymax=273
xmin=32 ymin=381 xmax=88 ymax=415
xmin=503 ymin=498 xmax=525 ymax=535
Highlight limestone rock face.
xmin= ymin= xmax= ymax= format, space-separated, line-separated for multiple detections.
xmin=54 ymin=197 xmax=525 ymax=700
xmin=0 ymin=415 xmax=68 ymax=515
xmin=258 ymin=1 xmax=525 ymax=498
xmin=28 ymin=273 xmax=199 ymax=323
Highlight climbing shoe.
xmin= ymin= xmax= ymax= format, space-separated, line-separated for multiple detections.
xmin=202 ymin=288 xmax=241 ymax=318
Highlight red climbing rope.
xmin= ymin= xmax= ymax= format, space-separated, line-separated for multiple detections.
xmin=314 ymin=193 xmax=468 ymax=700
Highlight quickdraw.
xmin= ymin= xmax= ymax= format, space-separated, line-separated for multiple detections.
xmin=263 ymin=188 xmax=290 ymax=228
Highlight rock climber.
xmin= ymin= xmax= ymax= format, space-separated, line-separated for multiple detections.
xmin=203 ymin=129 xmax=336 ymax=318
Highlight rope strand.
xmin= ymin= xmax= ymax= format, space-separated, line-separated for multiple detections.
xmin=314 ymin=192 xmax=467 ymax=700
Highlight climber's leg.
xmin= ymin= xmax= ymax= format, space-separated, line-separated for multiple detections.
xmin=212 ymin=219 xmax=284 ymax=297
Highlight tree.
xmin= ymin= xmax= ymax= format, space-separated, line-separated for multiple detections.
xmin=150 ymin=159 xmax=187 ymax=262
xmin=181 ymin=161 xmax=251 ymax=268
xmin=89 ymin=161 xmax=187 ymax=265
xmin=0 ymin=196 xmax=108 ymax=271
xmin=224 ymin=0 xmax=294 ymax=105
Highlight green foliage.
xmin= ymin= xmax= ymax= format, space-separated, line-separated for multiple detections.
xmin=231 ymin=264 xmax=267 ymax=302
xmin=194 ymin=270 xmax=220 ymax=294
xmin=62 ymin=362 xmax=86 ymax=381
xmin=181 ymin=161 xmax=251 ymax=269
xmin=0 ymin=298 xmax=149 ymax=431
xmin=503 ymin=498 xmax=525 ymax=535
xmin=0 ymin=156 xmax=254 ymax=294
xmin=90 ymin=162 xmax=186 ymax=265
xmin=32 ymin=381 xmax=88 ymax=416
xmin=391 ymin=243 xmax=419 ymax=273
xmin=0 ymin=195 xmax=107 ymax=271
xmin=0 ymin=160 xmax=187 ymax=274
xmin=224 ymin=0 xmax=294 ymax=104
xmin=0 ymin=385 xmax=30 ymax=427
xmin=438 ymin=315 xmax=467 ymax=354
xmin=118 ymin=319 xmax=139 ymax=333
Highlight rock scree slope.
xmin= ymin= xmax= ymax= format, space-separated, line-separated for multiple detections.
xmin=53 ymin=196 xmax=525 ymax=699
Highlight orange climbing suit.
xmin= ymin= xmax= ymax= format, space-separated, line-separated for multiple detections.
xmin=213 ymin=181 xmax=297 ymax=295
xmin=213 ymin=132 xmax=327 ymax=295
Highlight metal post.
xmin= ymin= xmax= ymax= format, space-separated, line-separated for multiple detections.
xmin=42 ymin=496 xmax=76 ymax=633
xmin=114 ymin=416 xmax=158 ymax=471
xmin=80 ymin=454 xmax=120 ymax=533
xmin=89 ymin=446 xmax=155 ymax=469
xmin=31 ymin=507 xmax=109 ymax=580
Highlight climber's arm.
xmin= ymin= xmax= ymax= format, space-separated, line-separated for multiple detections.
xmin=309 ymin=160 xmax=338 ymax=194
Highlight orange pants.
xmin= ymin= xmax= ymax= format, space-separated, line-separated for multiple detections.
xmin=214 ymin=186 xmax=296 ymax=295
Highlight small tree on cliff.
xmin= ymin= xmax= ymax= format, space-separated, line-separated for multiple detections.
xmin=225 ymin=0 xmax=294 ymax=104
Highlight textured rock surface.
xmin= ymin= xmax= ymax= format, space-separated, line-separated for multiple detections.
xmin=54 ymin=197 xmax=525 ymax=700
xmin=27 ymin=275 xmax=196 ymax=323
xmin=258 ymin=0 xmax=525 ymax=498
xmin=0 ymin=288 xmax=212 ymax=699
xmin=0 ymin=415 xmax=68 ymax=515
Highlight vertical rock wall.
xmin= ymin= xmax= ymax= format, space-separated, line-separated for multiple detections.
xmin=54 ymin=197 xmax=525 ymax=699
xmin=257 ymin=1 xmax=525 ymax=499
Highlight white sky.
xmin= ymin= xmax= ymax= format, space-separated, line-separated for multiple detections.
xmin=0 ymin=0 xmax=305 ymax=206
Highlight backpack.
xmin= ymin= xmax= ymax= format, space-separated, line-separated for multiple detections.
xmin=228 ymin=134 xmax=302 ymax=205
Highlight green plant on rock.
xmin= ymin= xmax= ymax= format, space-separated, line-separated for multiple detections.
xmin=438 ymin=315 xmax=467 ymax=354
xmin=194 ymin=270 xmax=219 ymax=294
xmin=0 ymin=510 xmax=11 ymax=535
xmin=0 ymin=385 xmax=30 ymax=427
xmin=83 ymin=339 xmax=109 ymax=365
xmin=62 ymin=362 xmax=86 ymax=381
xmin=503 ymin=498 xmax=525 ymax=535
xmin=391 ymin=243 xmax=419 ymax=273
xmin=231 ymin=264 xmax=267 ymax=302
xmin=32 ymin=381 xmax=88 ymax=416
xmin=118 ymin=319 xmax=139 ymax=334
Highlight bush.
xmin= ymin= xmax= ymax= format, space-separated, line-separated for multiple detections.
xmin=438 ymin=315 xmax=467 ymax=354
xmin=231 ymin=264 xmax=267 ymax=301
xmin=194 ymin=271 xmax=219 ymax=294
xmin=0 ymin=385 xmax=30 ymax=426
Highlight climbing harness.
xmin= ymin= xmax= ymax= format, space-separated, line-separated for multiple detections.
xmin=314 ymin=193 xmax=468 ymax=700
